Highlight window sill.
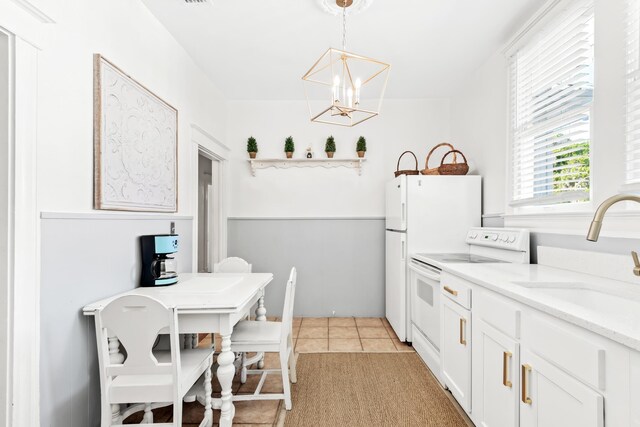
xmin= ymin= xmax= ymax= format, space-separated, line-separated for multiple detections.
xmin=502 ymin=210 xmax=640 ymax=239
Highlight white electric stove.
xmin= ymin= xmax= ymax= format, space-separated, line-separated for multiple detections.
xmin=408 ymin=227 xmax=530 ymax=385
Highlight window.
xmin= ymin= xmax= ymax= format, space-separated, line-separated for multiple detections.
xmin=509 ymin=0 xmax=594 ymax=207
xmin=625 ymin=0 xmax=640 ymax=186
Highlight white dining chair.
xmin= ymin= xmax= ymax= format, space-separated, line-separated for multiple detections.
xmin=213 ymin=257 xmax=252 ymax=273
xmin=230 ymin=267 xmax=298 ymax=410
xmin=94 ymin=295 xmax=214 ymax=427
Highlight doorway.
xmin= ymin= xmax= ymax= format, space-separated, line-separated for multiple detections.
xmin=197 ymin=152 xmax=219 ymax=272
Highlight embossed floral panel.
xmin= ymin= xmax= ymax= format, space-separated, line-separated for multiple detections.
xmin=93 ymin=54 xmax=178 ymax=212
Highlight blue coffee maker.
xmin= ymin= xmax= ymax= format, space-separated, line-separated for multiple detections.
xmin=140 ymin=234 xmax=179 ymax=286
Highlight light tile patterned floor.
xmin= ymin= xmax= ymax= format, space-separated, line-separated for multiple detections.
xmin=125 ymin=317 xmax=413 ymax=426
xmin=293 ymin=316 xmax=415 ymax=354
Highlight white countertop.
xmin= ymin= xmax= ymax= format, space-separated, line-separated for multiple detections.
xmin=83 ymin=272 xmax=273 ymax=313
xmin=441 ymin=262 xmax=640 ymax=351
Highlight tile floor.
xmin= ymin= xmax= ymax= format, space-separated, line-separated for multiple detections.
xmin=125 ymin=317 xmax=414 ymax=426
xmin=293 ymin=316 xmax=415 ymax=354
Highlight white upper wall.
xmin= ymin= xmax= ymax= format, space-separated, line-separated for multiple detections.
xmin=226 ymin=99 xmax=479 ymax=218
xmin=450 ymin=52 xmax=508 ymax=216
xmin=36 ymin=0 xmax=227 ymax=214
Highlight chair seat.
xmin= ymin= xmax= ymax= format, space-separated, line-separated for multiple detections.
xmin=231 ymin=320 xmax=282 ymax=345
xmin=109 ymin=348 xmax=213 ymax=404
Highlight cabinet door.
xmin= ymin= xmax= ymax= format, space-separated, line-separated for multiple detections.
xmin=472 ymin=320 xmax=519 ymax=427
xmin=441 ymin=297 xmax=471 ymax=413
xmin=520 ymin=349 xmax=604 ymax=427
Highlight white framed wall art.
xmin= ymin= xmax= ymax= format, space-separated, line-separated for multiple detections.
xmin=93 ymin=54 xmax=178 ymax=212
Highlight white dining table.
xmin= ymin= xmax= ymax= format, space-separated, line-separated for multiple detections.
xmin=83 ymin=272 xmax=274 ymax=427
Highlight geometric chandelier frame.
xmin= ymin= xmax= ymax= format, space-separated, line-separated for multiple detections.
xmin=302 ymin=48 xmax=390 ymax=127
xmin=302 ymin=0 xmax=391 ymax=127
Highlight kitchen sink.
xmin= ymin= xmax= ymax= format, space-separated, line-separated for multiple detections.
xmin=511 ymin=281 xmax=640 ymax=317
xmin=531 ymin=288 xmax=640 ymax=314
xmin=512 ymin=281 xmax=590 ymax=289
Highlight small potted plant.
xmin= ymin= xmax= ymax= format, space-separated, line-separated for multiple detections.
xmin=247 ymin=136 xmax=258 ymax=159
xmin=325 ymin=135 xmax=336 ymax=158
xmin=284 ymin=136 xmax=295 ymax=158
xmin=356 ymin=136 xmax=366 ymax=158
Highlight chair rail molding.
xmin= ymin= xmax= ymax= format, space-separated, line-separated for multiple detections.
xmin=0 ymin=4 xmax=52 ymax=425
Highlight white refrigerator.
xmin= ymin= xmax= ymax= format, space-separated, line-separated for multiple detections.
xmin=385 ymin=175 xmax=481 ymax=342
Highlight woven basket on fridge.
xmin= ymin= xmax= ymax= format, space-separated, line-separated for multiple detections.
xmin=394 ymin=151 xmax=420 ymax=177
xmin=438 ymin=149 xmax=469 ymax=175
xmin=421 ymin=143 xmax=457 ymax=175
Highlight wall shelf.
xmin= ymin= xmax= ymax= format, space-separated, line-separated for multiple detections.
xmin=248 ymin=158 xmax=367 ymax=176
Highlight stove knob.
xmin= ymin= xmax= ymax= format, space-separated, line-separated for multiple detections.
xmin=491 ymin=235 xmax=498 ymax=241
xmin=508 ymin=236 xmax=516 ymax=243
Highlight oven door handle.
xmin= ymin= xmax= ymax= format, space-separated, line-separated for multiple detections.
xmin=408 ymin=262 xmax=441 ymax=280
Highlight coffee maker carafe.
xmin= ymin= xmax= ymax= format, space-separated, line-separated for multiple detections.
xmin=140 ymin=234 xmax=179 ymax=286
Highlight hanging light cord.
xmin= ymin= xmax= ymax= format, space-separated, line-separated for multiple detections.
xmin=342 ymin=0 xmax=347 ymax=51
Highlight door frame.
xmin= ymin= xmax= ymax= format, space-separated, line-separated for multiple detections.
xmin=0 ymin=1 xmax=54 ymax=425
xmin=191 ymin=124 xmax=229 ymax=273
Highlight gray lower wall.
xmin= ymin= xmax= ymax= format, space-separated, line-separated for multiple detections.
xmin=482 ymin=215 xmax=640 ymax=263
xmin=40 ymin=214 xmax=192 ymax=427
xmin=228 ymin=218 xmax=385 ymax=318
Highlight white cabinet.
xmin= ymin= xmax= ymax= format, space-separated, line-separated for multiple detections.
xmin=441 ymin=296 xmax=471 ymax=413
xmin=442 ymin=272 xmax=631 ymax=426
xmin=520 ymin=349 xmax=604 ymax=427
xmin=472 ymin=319 xmax=519 ymax=427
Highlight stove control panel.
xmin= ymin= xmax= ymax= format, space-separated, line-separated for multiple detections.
xmin=465 ymin=227 xmax=529 ymax=252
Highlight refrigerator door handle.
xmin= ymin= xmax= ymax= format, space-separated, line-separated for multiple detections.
xmin=401 ymin=238 xmax=406 ymax=261
xmin=401 ymin=202 xmax=406 ymax=224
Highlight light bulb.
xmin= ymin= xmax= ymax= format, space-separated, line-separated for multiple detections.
xmin=355 ymin=78 xmax=361 ymax=105
xmin=347 ymin=87 xmax=353 ymax=108
xmin=333 ymin=76 xmax=340 ymax=103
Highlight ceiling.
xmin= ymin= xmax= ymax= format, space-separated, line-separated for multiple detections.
xmin=142 ymin=0 xmax=540 ymax=100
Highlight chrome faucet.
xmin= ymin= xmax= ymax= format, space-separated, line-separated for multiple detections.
xmin=587 ymin=194 xmax=640 ymax=276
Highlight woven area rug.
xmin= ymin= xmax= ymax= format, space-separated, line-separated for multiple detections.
xmin=283 ymin=352 xmax=468 ymax=427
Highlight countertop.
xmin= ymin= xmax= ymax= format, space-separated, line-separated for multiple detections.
xmin=441 ymin=262 xmax=640 ymax=351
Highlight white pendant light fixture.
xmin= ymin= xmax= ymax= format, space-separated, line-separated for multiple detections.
xmin=302 ymin=0 xmax=390 ymax=127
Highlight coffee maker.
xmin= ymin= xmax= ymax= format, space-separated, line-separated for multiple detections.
xmin=140 ymin=234 xmax=179 ymax=287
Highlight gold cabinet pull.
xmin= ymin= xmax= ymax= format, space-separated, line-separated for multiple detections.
xmin=503 ymin=351 xmax=513 ymax=388
xmin=459 ymin=318 xmax=467 ymax=345
xmin=521 ymin=364 xmax=532 ymax=404
xmin=444 ymin=286 xmax=458 ymax=296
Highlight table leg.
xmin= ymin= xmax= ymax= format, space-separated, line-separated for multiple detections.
xmin=191 ymin=333 xmax=198 ymax=348
xmin=217 ymin=335 xmax=235 ymax=427
xmin=255 ymin=293 xmax=266 ymax=369
xmin=108 ymin=336 xmax=124 ymax=424
xmin=203 ymin=360 xmax=213 ymax=427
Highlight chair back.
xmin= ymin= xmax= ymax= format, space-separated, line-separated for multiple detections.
xmin=280 ymin=267 xmax=297 ymax=345
xmin=213 ymin=257 xmax=252 ymax=273
xmin=95 ymin=295 xmax=179 ymax=379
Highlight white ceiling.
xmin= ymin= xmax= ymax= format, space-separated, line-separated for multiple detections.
xmin=142 ymin=0 xmax=540 ymax=100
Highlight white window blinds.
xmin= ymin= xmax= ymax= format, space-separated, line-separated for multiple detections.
xmin=509 ymin=0 xmax=594 ymax=207
xmin=626 ymin=0 xmax=640 ymax=185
